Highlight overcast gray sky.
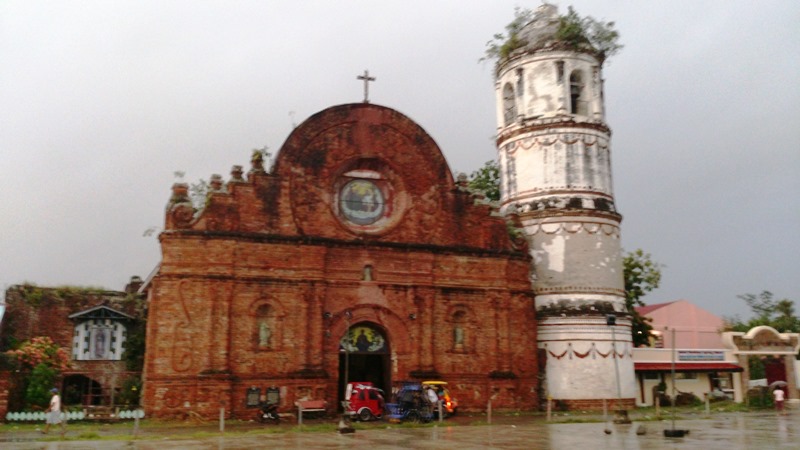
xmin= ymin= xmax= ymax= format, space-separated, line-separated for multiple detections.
xmin=1 ymin=1 xmax=798 ymax=321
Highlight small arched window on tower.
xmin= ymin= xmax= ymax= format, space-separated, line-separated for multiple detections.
xmin=503 ymin=83 xmax=517 ymax=126
xmin=569 ymin=71 xmax=587 ymax=116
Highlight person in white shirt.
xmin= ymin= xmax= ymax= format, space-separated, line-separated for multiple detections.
xmin=426 ymin=386 xmax=439 ymax=406
xmin=42 ymin=388 xmax=66 ymax=435
xmin=773 ymin=387 xmax=785 ymax=414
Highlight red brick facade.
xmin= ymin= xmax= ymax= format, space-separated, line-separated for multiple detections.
xmin=143 ymin=104 xmax=538 ymax=419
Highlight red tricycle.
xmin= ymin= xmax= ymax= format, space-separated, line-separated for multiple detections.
xmin=344 ymin=382 xmax=385 ymax=421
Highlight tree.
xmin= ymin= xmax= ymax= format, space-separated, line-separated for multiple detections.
xmin=773 ymin=299 xmax=799 ymax=333
xmin=5 ymin=336 xmax=70 ymax=409
xmin=725 ymin=291 xmax=799 ymax=378
xmin=468 ymin=160 xmax=501 ymax=202
xmin=726 ymin=291 xmax=799 ymax=333
xmin=26 ymin=363 xmax=57 ymax=409
xmin=623 ymin=249 xmax=663 ymax=347
xmin=122 ymin=318 xmax=147 ymax=372
xmin=6 ymin=336 xmax=70 ymax=372
xmin=117 ymin=376 xmax=142 ymax=407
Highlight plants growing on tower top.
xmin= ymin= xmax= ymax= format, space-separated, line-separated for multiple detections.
xmin=481 ymin=7 xmax=534 ymax=64
xmin=482 ymin=5 xmax=623 ymax=71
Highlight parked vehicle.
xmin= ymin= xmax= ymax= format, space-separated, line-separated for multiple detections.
xmin=257 ymin=401 xmax=280 ymax=424
xmin=345 ymin=382 xmax=385 ymax=421
xmin=422 ymin=380 xmax=458 ymax=416
xmin=385 ymin=382 xmax=434 ymax=423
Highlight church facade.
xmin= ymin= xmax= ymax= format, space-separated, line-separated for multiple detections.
xmin=142 ymin=104 xmax=538 ymax=418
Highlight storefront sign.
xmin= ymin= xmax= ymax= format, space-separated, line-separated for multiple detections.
xmin=678 ymin=350 xmax=725 ymax=361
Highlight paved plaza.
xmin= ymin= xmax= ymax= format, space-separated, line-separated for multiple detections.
xmin=1 ymin=411 xmax=798 ymax=449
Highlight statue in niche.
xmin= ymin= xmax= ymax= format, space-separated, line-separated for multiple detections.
xmin=363 ymin=265 xmax=373 ymax=281
xmin=259 ymin=320 xmax=272 ymax=348
xmin=454 ymin=325 xmax=465 ymax=350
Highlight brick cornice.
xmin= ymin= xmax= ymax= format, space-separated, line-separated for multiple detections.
xmin=161 ymin=230 xmax=530 ymax=260
xmin=152 ymin=273 xmax=536 ymax=298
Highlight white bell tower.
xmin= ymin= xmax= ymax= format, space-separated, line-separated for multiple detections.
xmin=494 ymin=4 xmax=635 ymax=409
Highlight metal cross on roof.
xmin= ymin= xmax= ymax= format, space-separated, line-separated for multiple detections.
xmin=357 ymin=70 xmax=376 ymax=103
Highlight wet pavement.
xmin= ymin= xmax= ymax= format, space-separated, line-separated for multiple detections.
xmin=1 ymin=411 xmax=798 ymax=449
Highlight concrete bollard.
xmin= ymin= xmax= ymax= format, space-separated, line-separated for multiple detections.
xmin=487 ymin=399 xmax=492 ymax=424
xmin=546 ymin=396 xmax=552 ymax=421
xmin=655 ymin=395 xmax=660 ymax=417
xmin=219 ymin=407 xmax=225 ymax=433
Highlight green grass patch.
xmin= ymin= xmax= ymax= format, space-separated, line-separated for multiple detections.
xmin=75 ymin=431 xmax=101 ymax=439
xmin=553 ymin=417 xmax=605 ymax=424
xmin=290 ymin=423 xmax=340 ymax=433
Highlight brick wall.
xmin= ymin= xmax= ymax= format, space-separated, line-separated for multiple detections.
xmin=0 ymin=372 xmax=9 ymax=418
xmin=2 ymin=286 xmax=141 ymax=350
xmin=1 ymin=285 xmax=145 ymax=411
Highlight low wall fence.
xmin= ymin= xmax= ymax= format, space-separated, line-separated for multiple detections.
xmin=5 ymin=409 xmax=145 ymax=422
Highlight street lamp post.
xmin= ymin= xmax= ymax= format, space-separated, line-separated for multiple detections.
xmin=338 ymin=310 xmax=355 ymax=433
xmin=664 ymin=326 xmax=688 ymax=437
xmin=344 ymin=311 xmax=350 ymax=400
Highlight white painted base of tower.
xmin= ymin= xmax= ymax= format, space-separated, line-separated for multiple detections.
xmin=538 ymin=316 xmax=636 ymax=402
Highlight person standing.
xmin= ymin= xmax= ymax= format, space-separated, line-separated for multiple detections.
xmin=425 ymin=386 xmax=442 ymax=419
xmin=773 ymin=387 xmax=785 ymax=414
xmin=42 ymin=388 xmax=66 ymax=436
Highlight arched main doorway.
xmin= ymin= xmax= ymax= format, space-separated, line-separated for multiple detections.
xmin=338 ymin=323 xmax=390 ymax=407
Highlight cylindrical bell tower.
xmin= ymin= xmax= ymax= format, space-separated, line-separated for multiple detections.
xmin=495 ymin=4 xmax=635 ymax=409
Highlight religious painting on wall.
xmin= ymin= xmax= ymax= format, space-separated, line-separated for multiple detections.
xmin=340 ymin=179 xmax=386 ymax=225
xmin=90 ymin=326 xmax=111 ymax=359
xmin=340 ymin=325 xmax=387 ymax=353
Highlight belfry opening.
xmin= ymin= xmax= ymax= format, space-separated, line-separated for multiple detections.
xmin=338 ymin=323 xmax=390 ymax=405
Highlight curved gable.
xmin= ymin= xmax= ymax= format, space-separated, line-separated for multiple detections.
xmin=269 ymin=103 xmax=513 ymax=249
xmin=173 ymin=103 xmax=519 ymax=252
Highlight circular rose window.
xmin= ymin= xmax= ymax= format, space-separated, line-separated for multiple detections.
xmin=340 ymin=179 xmax=385 ymax=225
